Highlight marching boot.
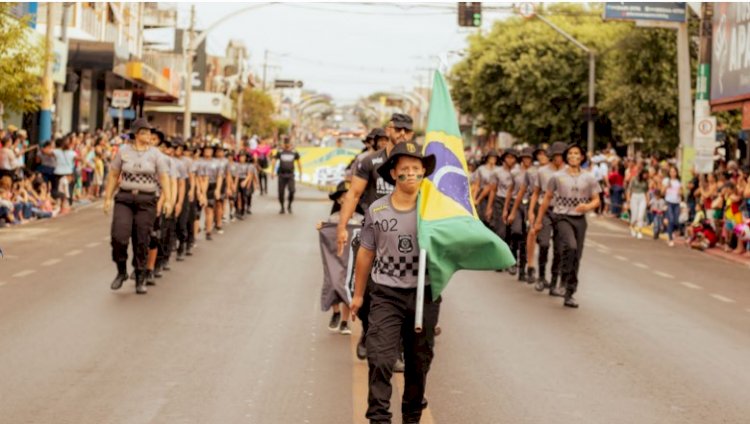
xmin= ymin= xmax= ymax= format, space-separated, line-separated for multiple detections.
xmin=563 ymin=290 xmax=579 ymax=308
xmin=111 ymin=261 xmax=128 ymax=290
xmin=549 ymin=274 xmax=564 ymax=296
xmin=526 ymin=267 xmax=536 ymax=285
xmin=135 ymin=271 xmax=148 ymax=295
xmin=145 ymin=270 xmax=156 ymax=286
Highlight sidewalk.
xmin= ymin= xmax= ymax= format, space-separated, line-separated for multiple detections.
xmin=610 ymin=215 xmax=750 ymax=268
xmin=0 ymin=198 xmax=100 ymax=230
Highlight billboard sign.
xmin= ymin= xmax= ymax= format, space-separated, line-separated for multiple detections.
xmin=603 ymin=2 xmax=687 ymax=23
xmin=711 ymin=3 xmax=750 ymax=105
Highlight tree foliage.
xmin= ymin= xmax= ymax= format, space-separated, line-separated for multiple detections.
xmin=449 ymin=3 xmax=696 ymax=152
xmin=0 ymin=4 xmax=46 ymax=115
xmin=240 ymin=88 xmax=276 ymax=137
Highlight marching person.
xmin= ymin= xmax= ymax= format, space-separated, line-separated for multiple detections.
xmin=534 ymin=143 xmax=601 ymax=308
xmin=473 ymin=149 xmax=499 ymax=228
xmin=175 ymin=141 xmax=194 ymax=260
xmin=337 ymin=114 xmax=414 ymax=362
xmin=523 ymin=144 xmax=549 ymax=285
xmin=155 ymin=135 xmax=180 ymax=276
xmin=350 ymin=140 xmax=438 ymax=424
xmin=234 ymin=151 xmax=257 ymax=218
xmin=197 ymin=145 xmax=222 ymax=241
xmin=271 ymin=138 xmax=302 ymax=214
xmin=104 ymin=118 xmax=171 ymax=295
xmin=486 ymin=148 xmax=517 ymax=273
xmin=214 ymin=147 xmax=230 ymax=233
xmin=529 ymin=142 xmax=567 ymax=295
xmin=506 ymin=146 xmax=535 ymax=282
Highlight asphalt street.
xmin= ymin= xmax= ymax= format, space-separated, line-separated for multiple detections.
xmin=1 ymin=184 xmax=749 ymax=423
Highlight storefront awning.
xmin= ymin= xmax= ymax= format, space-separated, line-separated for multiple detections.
xmin=144 ymin=91 xmax=235 ymax=121
xmin=67 ymin=40 xmax=115 ymax=71
xmin=113 ymin=61 xmax=178 ymax=102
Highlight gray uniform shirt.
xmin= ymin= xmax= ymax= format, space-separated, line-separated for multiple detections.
xmin=111 ymin=144 xmax=168 ymax=192
xmin=511 ymin=167 xmax=527 ymax=200
xmin=476 ymin=164 xmax=495 ymax=189
xmin=492 ymin=166 xmax=514 ymax=199
xmin=174 ymin=157 xmax=188 ymax=180
xmin=547 ymin=170 xmax=601 ymax=216
xmin=360 ymin=195 xmax=425 ymax=289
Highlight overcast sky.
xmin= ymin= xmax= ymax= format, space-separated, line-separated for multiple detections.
xmin=147 ymin=2 xmax=514 ymax=105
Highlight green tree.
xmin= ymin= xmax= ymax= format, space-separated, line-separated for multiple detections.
xmin=0 ymin=4 xmax=46 ymax=116
xmin=240 ymin=88 xmax=276 ymax=137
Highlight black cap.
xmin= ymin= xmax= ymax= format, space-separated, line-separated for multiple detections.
xmin=519 ymin=146 xmax=535 ymax=159
xmin=377 ymin=141 xmax=436 ymax=186
xmin=389 ymin=113 xmax=413 ymax=131
xmin=371 ymin=128 xmax=387 ymax=140
xmin=328 ymin=181 xmax=349 ymax=201
xmin=499 ymin=148 xmax=518 ymax=162
xmin=131 ymin=118 xmax=152 ymax=134
xmin=547 ymin=141 xmax=567 ymax=157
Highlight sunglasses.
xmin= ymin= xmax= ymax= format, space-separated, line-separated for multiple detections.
xmin=397 ymin=174 xmax=424 ymax=182
xmin=390 ymin=126 xmax=413 ymax=134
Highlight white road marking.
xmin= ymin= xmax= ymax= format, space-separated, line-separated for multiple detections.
xmin=614 ymin=255 xmax=628 ymax=261
xmin=42 ymin=258 xmax=61 ymax=266
xmin=633 ymin=262 xmax=649 ymax=269
xmin=710 ymin=294 xmax=735 ymax=304
xmin=680 ymin=281 xmax=702 ymax=290
xmin=12 ymin=269 xmax=36 ymax=278
xmin=653 ymin=271 xmax=675 ymax=279
xmin=596 ymin=248 xmax=610 ymax=255
xmin=85 ymin=242 xmax=101 ymax=248
xmin=65 ymin=249 xmax=82 ymax=256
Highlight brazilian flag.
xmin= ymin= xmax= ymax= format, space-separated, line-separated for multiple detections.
xmin=418 ymin=71 xmax=515 ymax=300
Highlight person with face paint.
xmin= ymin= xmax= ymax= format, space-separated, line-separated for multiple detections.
xmin=336 ymin=115 xmax=414 ymax=362
xmin=529 ymin=142 xmax=567 ymax=295
xmin=474 ymin=149 xmax=499 ymax=228
xmin=104 ymin=118 xmax=171 ymax=295
xmin=486 ymin=148 xmax=517 ymax=272
xmin=350 ymin=140 xmax=438 ymax=424
xmin=506 ymin=146 xmax=535 ymax=282
xmin=534 ymin=143 xmax=601 ymax=308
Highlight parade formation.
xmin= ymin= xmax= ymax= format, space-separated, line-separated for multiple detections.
xmin=3 ymin=3 xmax=750 ymax=424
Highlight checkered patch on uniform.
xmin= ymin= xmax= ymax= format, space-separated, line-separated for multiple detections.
xmin=122 ymin=172 xmax=158 ymax=186
xmin=554 ymin=195 xmax=590 ymax=209
xmin=373 ymin=256 xmax=420 ymax=277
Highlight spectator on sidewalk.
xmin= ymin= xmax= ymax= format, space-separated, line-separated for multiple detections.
xmin=651 ymin=190 xmax=667 ymax=240
xmin=662 ymin=166 xmax=682 ymax=247
xmin=627 ymin=169 xmax=650 ymax=239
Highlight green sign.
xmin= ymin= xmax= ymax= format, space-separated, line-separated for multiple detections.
xmin=696 ymin=64 xmax=710 ymax=101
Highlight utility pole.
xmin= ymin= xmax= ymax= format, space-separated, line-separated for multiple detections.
xmin=39 ymin=3 xmax=55 ymax=143
xmin=183 ymin=4 xmax=196 ymax=141
xmin=235 ymin=47 xmax=244 ymax=144
xmin=676 ymin=20 xmax=693 ymax=169
xmin=262 ymin=49 xmax=269 ymax=91
xmin=54 ymin=2 xmax=71 ymax=136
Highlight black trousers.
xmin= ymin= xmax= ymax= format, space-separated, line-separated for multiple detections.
xmin=510 ymin=203 xmax=528 ymax=270
xmin=176 ymin=193 xmax=192 ymax=253
xmin=158 ymin=214 xmax=176 ymax=265
xmin=554 ymin=215 xmax=587 ymax=295
xmin=278 ymin=174 xmax=295 ymax=207
xmin=536 ymin=209 xmax=561 ymax=280
xmin=492 ymin=197 xmax=509 ymax=242
xmin=111 ymin=192 xmax=157 ymax=272
xmin=366 ymin=284 xmax=440 ymax=424
xmin=258 ymin=170 xmax=268 ymax=194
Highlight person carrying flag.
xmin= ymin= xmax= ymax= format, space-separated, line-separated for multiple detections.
xmin=350 ymin=140 xmax=438 ymax=424
xmin=534 ymin=143 xmax=600 ymax=308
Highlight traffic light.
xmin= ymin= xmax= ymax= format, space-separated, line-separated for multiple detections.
xmin=458 ymin=2 xmax=482 ymax=27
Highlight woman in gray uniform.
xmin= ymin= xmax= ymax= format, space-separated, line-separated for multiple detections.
xmin=104 ymin=118 xmax=171 ymax=295
xmin=474 ymin=149 xmax=499 ymax=228
xmin=487 ymin=148 xmax=517 ymax=272
xmin=506 ymin=146 xmax=535 ymax=282
xmin=534 ymin=143 xmax=600 ymax=308
xmin=199 ymin=145 xmax=222 ymax=241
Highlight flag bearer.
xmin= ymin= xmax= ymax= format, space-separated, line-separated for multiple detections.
xmin=104 ymin=118 xmax=171 ymax=295
xmin=351 ymin=140 xmax=437 ymax=424
xmin=534 ymin=143 xmax=600 ymax=308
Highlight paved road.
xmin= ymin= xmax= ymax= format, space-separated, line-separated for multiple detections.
xmin=1 ymin=184 xmax=749 ymax=423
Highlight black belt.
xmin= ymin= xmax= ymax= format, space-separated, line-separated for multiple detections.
xmin=120 ymin=189 xmax=156 ymax=196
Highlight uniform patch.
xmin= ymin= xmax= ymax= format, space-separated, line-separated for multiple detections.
xmin=373 ymin=205 xmax=389 ymax=213
xmin=398 ymin=234 xmax=414 ymax=253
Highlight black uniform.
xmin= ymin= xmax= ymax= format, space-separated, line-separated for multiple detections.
xmin=275 ymin=149 xmax=300 ymax=210
xmin=509 ymin=166 xmax=530 ymax=278
xmin=110 ymin=144 xmax=168 ymax=284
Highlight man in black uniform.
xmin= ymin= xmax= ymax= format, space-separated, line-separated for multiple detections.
xmin=351 ymin=140 xmax=438 ymax=424
xmin=271 ymin=138 xmax=302 ymax=214
xmin=336 ymin=115 xmax=414 ymax=361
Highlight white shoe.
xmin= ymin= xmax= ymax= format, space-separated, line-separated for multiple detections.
xmin=339 ymin=321 xmax=352 ymax=335
xmin=636 ymin=232 xmax=643 ymax=239
xmin=630 ymin=228 xmax=637 ymax=237
xmin=668 ymin=241 xmax=675 ymax=247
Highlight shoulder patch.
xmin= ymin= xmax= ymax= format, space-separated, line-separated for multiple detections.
xmin=373 ymin=205 xmax=389 ymax=213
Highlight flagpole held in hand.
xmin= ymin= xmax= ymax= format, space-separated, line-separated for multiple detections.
xmin=415 ymin=248 xmax=427 ymax=333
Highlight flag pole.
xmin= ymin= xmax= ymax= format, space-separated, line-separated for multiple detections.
xmin=415 ymin=248 xmax=427 ymax=333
